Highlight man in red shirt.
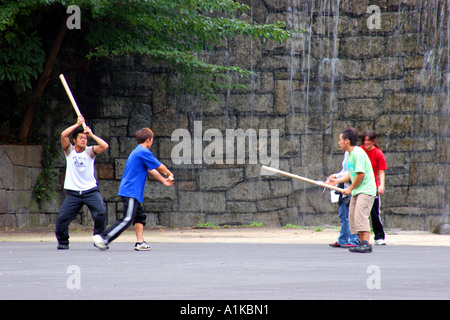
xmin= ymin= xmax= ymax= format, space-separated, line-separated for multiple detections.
xmin=361 ymin=130 xmax=388 ymax=245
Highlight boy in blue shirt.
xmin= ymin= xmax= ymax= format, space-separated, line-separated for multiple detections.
xmin=94 ymin=128 xmax=174 ymax=250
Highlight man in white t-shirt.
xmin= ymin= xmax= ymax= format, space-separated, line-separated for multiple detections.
xmin=55 ymin=115 xmax=109 ymax=249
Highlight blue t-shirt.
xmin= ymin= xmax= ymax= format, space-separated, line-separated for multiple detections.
xmin=118 ymin=144 xmax=162 ymax=202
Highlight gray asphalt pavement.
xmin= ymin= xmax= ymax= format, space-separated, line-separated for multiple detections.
xmin=1 ymin=241 xmax=449 ymax=301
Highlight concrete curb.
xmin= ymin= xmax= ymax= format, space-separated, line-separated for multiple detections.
xmin=1 ymin=226 xmax=449 ymax=246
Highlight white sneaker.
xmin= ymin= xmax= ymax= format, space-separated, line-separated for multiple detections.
xmin=134 ymin=241 xmax=152 ymax=251
xmin=374 ymin=239 xmax=386 ymax=245
xmin=93 ymin=235 xmax=108 ymax=250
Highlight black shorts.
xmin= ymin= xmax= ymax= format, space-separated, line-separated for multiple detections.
xmin=122 ymin=197 xmax=147 ymax=226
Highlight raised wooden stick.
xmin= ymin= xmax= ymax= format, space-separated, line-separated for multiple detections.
xmin=261 ymin=165 xmax=344 ymax=193
xmin=59 ymin=74 xmax=86 ymax=129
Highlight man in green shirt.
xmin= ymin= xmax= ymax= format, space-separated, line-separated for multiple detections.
xmin=328 ymin=128 xmax=376 ymax=253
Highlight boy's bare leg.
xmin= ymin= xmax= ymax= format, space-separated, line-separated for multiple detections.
xmin=135 ymin=223 xmax=144 ymax=243
xmin=357 ymin=231 xmax=370 ymax=243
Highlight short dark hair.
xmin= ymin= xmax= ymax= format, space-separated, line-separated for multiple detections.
xmin=361 ymin=130 xmax=380 ymax=149
xmin=72 ymin=128 xmax=86 ymax=141
xmin=136 ymin=128 xmax=154 ymax=144
xmin=341 ymin=127 xmax=358 ymax=146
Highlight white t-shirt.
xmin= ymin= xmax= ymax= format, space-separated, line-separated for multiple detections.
xmin=64 ymin=144 xmax=97 ymax=191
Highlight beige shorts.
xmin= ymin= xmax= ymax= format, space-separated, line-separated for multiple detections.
xmin=349 ymin=193 xmax=375 ymax=234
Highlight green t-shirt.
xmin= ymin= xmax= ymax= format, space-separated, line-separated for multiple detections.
xmin=347 ymin=146 xmax=377 ymax=197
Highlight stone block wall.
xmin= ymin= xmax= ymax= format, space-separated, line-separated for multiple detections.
xmin=2 ymin=0 xmax=449 ymax=231
xmin=0 ymin=145 xmax=62 ymax=227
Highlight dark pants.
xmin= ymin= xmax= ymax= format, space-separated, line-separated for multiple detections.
xmin=55 ymin=187 xmax=107 ymax=245
xmin=102 ymin=197 xmax=146 ymax=244
xmin=370 ymin=196 xmax=385 ymax=240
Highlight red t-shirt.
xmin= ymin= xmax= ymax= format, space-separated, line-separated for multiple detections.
xmin=361 ymin=145 xmax=387 ymax=188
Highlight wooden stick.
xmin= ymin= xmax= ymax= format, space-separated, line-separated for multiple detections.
xmin=59 ymin=74 xmax=86 ymax=129
xmin=261 ymin=165 xmax=344 ymax=193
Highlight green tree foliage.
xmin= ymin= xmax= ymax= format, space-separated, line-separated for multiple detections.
xmin=1 ymin=0 xmax=292 ymax=95
xmin=1 ymin=0 xmax=295 ymax=141
xmin=0 ymin=0 xmax=47 ymax=90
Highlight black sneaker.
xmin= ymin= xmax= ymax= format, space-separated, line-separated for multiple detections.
xmin=57 ymin=243 xmax=69 ymax=250
xmin=349 ymin=241 xmax=372 ymax=253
